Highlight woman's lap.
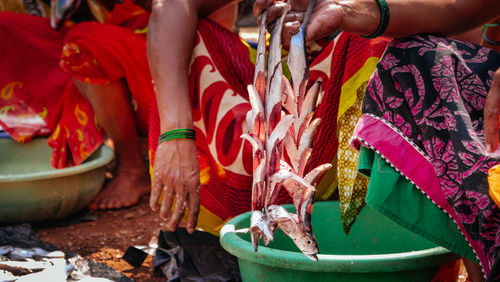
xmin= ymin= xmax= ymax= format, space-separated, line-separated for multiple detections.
xmin=353 ymin=34 xmax=500 ymax=278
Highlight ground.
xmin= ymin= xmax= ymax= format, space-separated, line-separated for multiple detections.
xmin=31 ymin=143 xmax=471 ymax=282
xmin=33 ymin=194 xmax=471 ymax=282
xmin=34 ymin=196 xmax=165 ymax=282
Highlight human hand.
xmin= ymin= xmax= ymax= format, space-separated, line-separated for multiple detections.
xmin=253 ymin=0 xmax=342 ymax=43
xmin=484 ymin=67 xmax=500 ymax=153
xmin=150 ymin=139 xmax=200 ymax=233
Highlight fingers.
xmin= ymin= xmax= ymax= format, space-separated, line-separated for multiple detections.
xmin=186 ymin=186 xmax=200 ymax=234
xmin=484 ymin=68 xmax=500 ymax=153
xmin=305 ymin=3 xmax=342 ymax=41
xmin=254 ymin=0 xmax=309 ymax=18
xmin=264 ymin=3 xmax=289 ymax=27
xmin=253 ymin=0 xmax=271 ymax=18
xmin=150 ymin=168 xmax=163 ymax=211
xmin=166 ymin=183 xmax=187 ymax=231
xmin=285 ymin=11 xmax=303 ymax=23
xmin=282 ymin=20 xmax=301 ymax=48
xmin=159 ymin=182 xmax=175 ymax=220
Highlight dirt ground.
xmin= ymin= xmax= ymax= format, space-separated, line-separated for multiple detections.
xmin=30 ymin=140 xmax=470 ymax=281
xmin=34 ymin=196 xmax=166 ymax=281
xmin=32 ymin=194 xmax=471 ymax=282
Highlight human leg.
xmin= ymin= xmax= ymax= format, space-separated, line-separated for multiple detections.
xmin=73 ymin=78 xmax=149 ymax=210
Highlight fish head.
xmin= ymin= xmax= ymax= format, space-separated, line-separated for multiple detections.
xmin=291 ymin=231 xmax=319 ymax=261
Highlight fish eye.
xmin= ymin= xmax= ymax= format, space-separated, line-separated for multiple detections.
xmin=306 ymin=240 xmax=312 ymax=245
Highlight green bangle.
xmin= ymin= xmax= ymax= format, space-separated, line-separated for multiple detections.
xmin=158 ymin=128 xmax=195 ymax=144
xmin=482 ymin=23 xmax=500 ymax=46
xmin=361 ymin=0 xmax=390 ymax=39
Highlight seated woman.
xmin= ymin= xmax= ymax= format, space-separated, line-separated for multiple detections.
xmin=254 ymin=0 xmax=500 ymax=280
xmin=0 ymin=0 xmax=152 ymax=210
xmin=147 ymin=0 xmax=390 ymax=236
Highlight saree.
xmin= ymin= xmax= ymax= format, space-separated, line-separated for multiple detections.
xmin=0 ymin=0 xmax=151 ymax=168
xmin=352 ymin=34 xmax=500 ymax=279
xmin=148 ymin=20 xmax=390 ymax=235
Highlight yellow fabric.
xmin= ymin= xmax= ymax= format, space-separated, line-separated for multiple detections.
xmin=242 ymin=40 xmax=257 ymax=65
xmin=337 ymin=57 xmax=380 ymax=121
xmin=4 ymin=0 xmax=49 ymax=16
xmin=335 ymin=57 xmax=381 ymax=233
xmin=337 ymin=81 xmax=370 ymax=233
xmin=243 ymin=37 xmax=291 ymax=80
xmin=315 ymin=155 xmax=338 ymax=200
xmin=197 ymin=206 xmax=226 ymax=236
xmin=150 ymin=38 xmax=339 ymax=237
xmin=488 ymin=164 xmax=500 ymax=208
xmin=0 ymin=0 xmax=26 ymax=13
xmin=86 ymin=0 xmax=111 ymax=23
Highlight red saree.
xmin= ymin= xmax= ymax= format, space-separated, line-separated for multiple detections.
xmin=0 ymin=1 xmax=151 ymax=168
xmin=148 ymin=19 xmax=388 ymax=234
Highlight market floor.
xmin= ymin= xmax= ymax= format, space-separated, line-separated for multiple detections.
xmin=32 ymin=194 xmax=471 ymax=282
xmin=34 ymin=196 xmax=166 ymax=281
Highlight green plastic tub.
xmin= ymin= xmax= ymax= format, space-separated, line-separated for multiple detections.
xmin=220 ymin=201 xmax=459 ymax=281
xmin=0 ymin=138 xmax=113 ymax=223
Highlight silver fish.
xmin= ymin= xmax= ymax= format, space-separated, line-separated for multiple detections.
xmin=242 ymin=0 xmax=329 ymax=260
xmin=265 ymin=4 xmax=289 ymax=131
xmin=267 ymin=205 xmax=319 ymax=261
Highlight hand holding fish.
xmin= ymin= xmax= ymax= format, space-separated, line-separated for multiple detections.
xmin=150 ymin=140 xmax=200 ymax=234
xmin=245 ymin=0 xmax=331 ymax=261
xmin=261 ymin=0 xmax=391 ymax=46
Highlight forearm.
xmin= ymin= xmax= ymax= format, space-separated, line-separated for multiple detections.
xmin=147 ymin=0 xmax=197 ymax=132
xmin=340 ymin=0 xmax=500 ymax=38
xmin=147 ymin=0 xmax=237 ymax=133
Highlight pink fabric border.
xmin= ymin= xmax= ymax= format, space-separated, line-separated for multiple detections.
xmin=351 ymin=114 xmax=487 ymax=274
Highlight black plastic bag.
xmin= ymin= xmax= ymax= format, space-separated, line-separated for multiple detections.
xmin=153 ymin=228 xmax=240 ymax=282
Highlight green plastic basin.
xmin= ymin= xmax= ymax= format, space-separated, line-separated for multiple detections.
xmin=0 ymin=138 xmax=114 ymax=223
xmin=220 ymin=201 xmax=459 ymax=281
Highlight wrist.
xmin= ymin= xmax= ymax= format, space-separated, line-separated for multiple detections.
xmin=155 ymin=85 xmax=194 ymax=132
xmin=158 ymin=107 xmax=194 ymax=132
xmin=337 ymin=0 xmax=382 ymax=37
xmin=158 ymin=128 xmax=195 ymax=144
xmin=483 ymin=23 xmax=500 ymax=49
xmin=159 ymin=117 xmax=194 ymax=133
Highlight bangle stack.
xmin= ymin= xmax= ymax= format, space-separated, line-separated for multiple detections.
xmin=482 ymin=23 xmax=500 ymax=46
xmin=362 ymin=0 xmax=390 ymax=39
xmin=158 ymin=128 xmax=195 ymax=144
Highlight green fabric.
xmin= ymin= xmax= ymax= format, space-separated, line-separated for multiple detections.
xmin=357 ymin=146 xmax=478 ymax=263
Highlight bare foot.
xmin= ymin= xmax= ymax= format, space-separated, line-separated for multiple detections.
xmin=89 ymin=165 xmax=150 ymax=210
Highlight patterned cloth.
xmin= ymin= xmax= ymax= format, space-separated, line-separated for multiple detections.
xmin=359 ymin=146 xmax=477 ymax=263
xmin=0 ymin=6 xmax=389 ymax=237
xmin=328 ymin=34 xmax=390 ymax=233
xmin=148 ymin=28 xmax=389 ymax=235
xmin=0 ymin=1 xmax=150 ymax=168
xmin=352 ymin=34 xmax=500 ymax=279
xmin=149 ymin=20 xmax=342 ymax=235
xmin=337 ymin=82 xmax=370 ymax=234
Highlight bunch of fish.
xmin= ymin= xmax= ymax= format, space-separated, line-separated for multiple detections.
xmin=242 ymin=0 xmax=331 ymax=261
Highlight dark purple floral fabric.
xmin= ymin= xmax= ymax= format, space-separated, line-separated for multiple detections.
xmin=362 ymin=34 xmax=500 ymax=279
